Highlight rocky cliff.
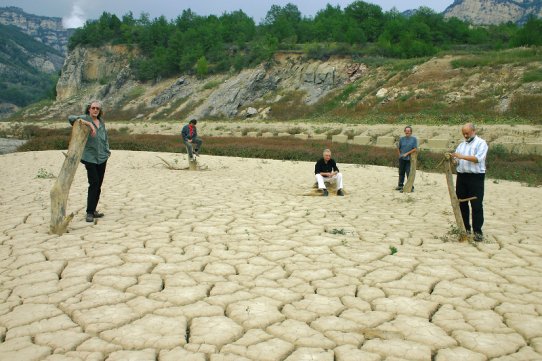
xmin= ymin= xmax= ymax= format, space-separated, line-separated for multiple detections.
xmin=444 ymin=0 xmax=542 ymax=25
xmin=0 ymin=22 xmax=65 ymax=117
xmin=14 ymin=44 xmax=541 ymax=124
xmin=41 ymin=47 xmax=367 ymax=121
xmin=0 ymin=6 xmax=71 ymax=54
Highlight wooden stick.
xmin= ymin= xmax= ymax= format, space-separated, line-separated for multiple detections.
xmin=402 ymin=152 xmax=417 ymax=193
xmin=443 ymin=153 xmax=468 ymax=242
xmin=188 ymin=157 xmax=198 ymax=171
xmin=157 ymin=156 xmax=185 ymax=170
xmin=50 ymin=119 xmax=89 ymax=235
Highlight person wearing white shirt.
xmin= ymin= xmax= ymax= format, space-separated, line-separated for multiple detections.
xmin=452 ymin=123 xmax=488 ymax=242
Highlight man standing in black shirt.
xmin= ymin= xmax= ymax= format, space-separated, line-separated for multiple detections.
xmin=314 ymin=149 xmax=344 ymax=196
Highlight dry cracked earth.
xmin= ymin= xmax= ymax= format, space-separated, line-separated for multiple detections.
xmin=0 ymin=150 xmax=541 ymax=361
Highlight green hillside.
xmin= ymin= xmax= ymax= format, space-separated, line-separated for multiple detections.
xmin=0 ymin=23 xmax=63 ymax=107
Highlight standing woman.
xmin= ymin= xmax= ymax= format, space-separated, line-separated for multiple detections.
xmin=68 ymin=100 xmax=111 ymax=222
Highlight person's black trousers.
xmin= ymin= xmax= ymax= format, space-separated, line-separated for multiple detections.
xmin=82 ymin=161 xmax=107 ymax=214
xmin=456 ymin=172 xmax=485 ymax=233
xmin=398 ymin=158 xmax=411 ymax=187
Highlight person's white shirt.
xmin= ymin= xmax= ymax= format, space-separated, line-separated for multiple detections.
xmin=455 ymin=136 xmax=488 ymax=173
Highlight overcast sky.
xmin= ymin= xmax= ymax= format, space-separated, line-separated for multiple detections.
xmin=1 ymin=0 xmax=453 ymax=28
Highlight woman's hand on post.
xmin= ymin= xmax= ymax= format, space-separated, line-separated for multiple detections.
xmin=84 ymin=121 xmax=96 ymax=137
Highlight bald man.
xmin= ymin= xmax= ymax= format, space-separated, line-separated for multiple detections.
xmin=452 ymin=123 xmax=488 ymax=242
xmin=315 ymin=149 xmax=344 ymax=196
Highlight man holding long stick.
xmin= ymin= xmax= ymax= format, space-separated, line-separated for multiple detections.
xmin=452 ymin=123 xmax=488 ymax=242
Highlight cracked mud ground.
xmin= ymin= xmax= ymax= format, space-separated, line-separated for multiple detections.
xmin=1 ymin=150 xmax=541 ymax=361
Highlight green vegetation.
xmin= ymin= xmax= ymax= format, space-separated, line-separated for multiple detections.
xmin=68 ymin=3 xmax=542 ymax=82
xmin=16 ymin=127 xmax=542 ymax=186
xmin=450 ymin=47 xmax=542 ymax=68
xmin=0 ymin=24 xmax=61 ymax=107
xmin=389 ymin=246 xmax=398 ymax=255
xmin=329 ymin=228 xmax=347 ymax=235
xmin=36 ymin=168 xmax=56 ymax=179
xmin=523 ymin=68 xmax=542 ymax=83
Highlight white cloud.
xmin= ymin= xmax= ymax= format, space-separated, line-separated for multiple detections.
xmin=62 ymin=3 xmax=85 ymax=28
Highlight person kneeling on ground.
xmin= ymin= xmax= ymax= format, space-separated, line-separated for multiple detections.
xmin=315 ymin=149 xmax=344 ymax=196
xmin=181 ymin=117 xmax=203 ymax=161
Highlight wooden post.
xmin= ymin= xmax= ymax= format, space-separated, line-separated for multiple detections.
xmin=50 ymin=119 xmax=89 ymax=235
xmin=443 ymin=153 xmax=469 ymax=242
xmin=403 ymin=152 xmax=417 ymax=193
xmin=188 ymin=157 xmax=198 ymax=171
xmin=185 ymin=145 xmax=198 ymax=171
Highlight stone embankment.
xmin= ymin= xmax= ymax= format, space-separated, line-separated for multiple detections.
xmin=2 ymin=121 xmax=540 ymax=155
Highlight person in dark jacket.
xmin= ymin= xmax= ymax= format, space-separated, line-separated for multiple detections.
xmin=314 ymin=149 xmax=344 ymax=196
xmin=68 ymin=100 xmax=111 ymax=223
xmin=181 ymin=118 xmax=203 ymax=160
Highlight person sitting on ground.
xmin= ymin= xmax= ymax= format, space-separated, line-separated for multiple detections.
xmin=314 ymin=149 xmax=344 ymax=196
xmin=181 ymin=118 xmax=203 ymax=161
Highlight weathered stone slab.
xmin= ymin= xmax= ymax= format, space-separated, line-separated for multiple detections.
xmin=352 ymin=135 xmax=371 ymax=145
xmin=332 ymin=134 xmax=348 ymax=143
xmin=423 ymin=138 xmax=450 ymax=151
xmin=525 ymin=142 xmax=542 ymax=155
xmin=375 ymin=136 xmax=395 ymax=147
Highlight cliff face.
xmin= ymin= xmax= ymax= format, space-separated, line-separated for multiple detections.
xmin=0 ymin=6 xmax=71 ymax=54
xmin=15 ymin=44 xmax=541 ymax=123
xmin=56 ymin=45 xmax=136 ymax=101
xmin=444 ymin=0 xmax=542 ymax=25
xmin=43 ymin=47 xmax=365 ymax=121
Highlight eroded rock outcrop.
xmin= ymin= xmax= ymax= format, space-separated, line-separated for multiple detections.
xmin=444 ymin=0 xmax=542 ymax=25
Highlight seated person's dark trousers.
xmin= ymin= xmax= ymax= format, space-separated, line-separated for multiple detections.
xmin=183 ymin=137 xmax=202 ymax=158
xmin=456 ymin=172 xmax=485 ymax=233
xmin=82 ymin=160 xmax=107 ymax=214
